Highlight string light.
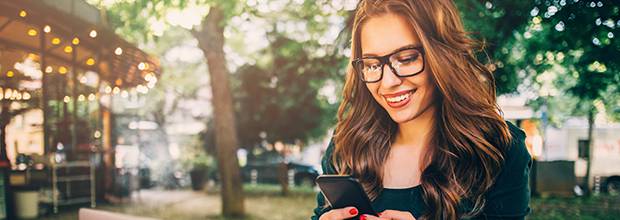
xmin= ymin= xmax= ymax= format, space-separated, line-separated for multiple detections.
xmin=114 ymin=47 xmax=123 ymax=55
xmin=86 ymin=58 xmax=95 ymax=66
xmin=11 ymin=90 xmax=19 ymax=100
xmin=112 ymin=87 xmax=120 ymax=94
xmin=27 ymin=29 xmax=37 ymax=36
xmin=58 ymin=66 xmax=68 ymax=74
xmin=72 ymin=37 xmax=80 ymax=45
xmin=23 ymin=92 xmax=31 ymax=100
xmin=7 ymin=70 xmax=14 ymax=77
xmin=104 ymin=86 xmax=112 ymax=94
xmin=137 ymin=62 xmax=147 ymax=70
xmin=89 ymin=30 xmax=97 ymax=38
xmin=63 ymin=96 xmax=71 ymax=103
xmin=27 ymin=53 xmax=37 ymax=60
xmin=19 ymin=10 xmax=27 ymax=17
xmin=4 ymin=89 xmax=11 ymax=99
xmin=78 ymin=94 xmax=86 ymax=101
xmin=88 ymin=93 xmax=96 ymax=101
xmin=51 ymin=37 xmax=61 ymax=45
xmin=45 ymin=66 xmax=53 ymax=73
xmin=64 ymin=46 xmax=73 ymax=53
xmin=43 ymin=25 xmax=51 ymax=33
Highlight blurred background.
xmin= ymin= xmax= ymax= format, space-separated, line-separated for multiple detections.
xmin=0 ymin=0 xmax=619 ymax=219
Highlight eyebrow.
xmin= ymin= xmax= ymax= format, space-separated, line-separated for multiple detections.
xmin=361 ymin=44 xmax=420 ymax=58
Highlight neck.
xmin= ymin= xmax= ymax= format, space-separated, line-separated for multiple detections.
xmin=395 ymin=105 xmax=436 ymax=148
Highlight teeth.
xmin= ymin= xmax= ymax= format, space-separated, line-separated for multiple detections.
xmin=386 ymin=92 xmax=410 ymax=103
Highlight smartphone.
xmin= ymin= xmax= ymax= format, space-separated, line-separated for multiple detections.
xmin=316 ymin=175 xmax=378 ymax=218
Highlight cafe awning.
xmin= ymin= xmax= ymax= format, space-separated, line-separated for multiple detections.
xmin=0 ymin=0 xmax=160 ymax=89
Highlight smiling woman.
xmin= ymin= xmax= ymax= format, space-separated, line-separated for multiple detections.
xmin=312 ymin=1 xmax=532 ymax=220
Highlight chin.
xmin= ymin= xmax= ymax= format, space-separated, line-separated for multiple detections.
xmin=386 ymin=109 xmax=418 ymax=124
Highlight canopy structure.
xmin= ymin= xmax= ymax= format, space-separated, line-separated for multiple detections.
xmin=0 ymin=0 xmax=160 ymax=89
xmin=0 ymin=0 xmax=160 ymax=155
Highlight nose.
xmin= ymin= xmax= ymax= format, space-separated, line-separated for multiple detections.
xmin=380 ymin=63 xmax=402 ymax=89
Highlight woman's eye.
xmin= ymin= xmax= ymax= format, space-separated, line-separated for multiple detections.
xmin=398 ymin=54 xmax=419 ymax=64
xmin=366 ymin=64 xmax=380 ymax=71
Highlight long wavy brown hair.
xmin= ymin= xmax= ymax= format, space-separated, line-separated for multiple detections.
xmin=333 ymin=0 xmax=513 ymax=219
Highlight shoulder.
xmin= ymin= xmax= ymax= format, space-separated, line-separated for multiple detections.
xmin=504 ymin=121 xmax=531 ymax=172
xmin=479 ymin=121 xmax=532 ymax=218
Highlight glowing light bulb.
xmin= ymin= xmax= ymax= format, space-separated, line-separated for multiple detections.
xmin=86 ymin=58 xmax=95 ymax=66
xmin=27 ymin=29 xmax=37 ymax=36
xmin=58 ymin=66 xmax=68 ymax=74
xmin=89 ymin=30 xmax=97 ymax=38
xmin=51 ymin=38 xmax=61 ymax=45
xmin=114 ymin=47 xmax=123 ymax=55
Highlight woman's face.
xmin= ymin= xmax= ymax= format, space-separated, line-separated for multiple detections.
xmin=360 ymin=13 xmax=436 ymax=124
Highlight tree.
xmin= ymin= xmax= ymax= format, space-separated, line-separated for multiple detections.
xmin=505 ymin=0 xmax=620 ymax=196
xmin=233 ymin=34 xmax=344 ymax=148
xmin=456 ymin=0 xmax=535 ymax=95
xmin=91 ymin=0 xmax=353 ymax=216
xmin=91 ymin=0 xmax=246 ymax=215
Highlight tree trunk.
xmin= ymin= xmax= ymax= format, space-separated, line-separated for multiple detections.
xmin=278 ymin=162 xmax=289 ymax=196
xmin=192 ymin=6 xmax=245 ymax=217
xmin=583 ymin=107 xmax=595 ymax=196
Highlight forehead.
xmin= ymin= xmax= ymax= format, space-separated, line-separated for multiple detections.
xmin=359 ymin=13 xmax=420 ymax=56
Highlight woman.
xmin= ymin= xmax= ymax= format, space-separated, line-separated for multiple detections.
xmin=311 ymin=1 xmax=532 ymax=220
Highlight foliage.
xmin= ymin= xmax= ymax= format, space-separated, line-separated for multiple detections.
xmin=505 ymin=0 xmax=620 ymax=120
xmin=456 ymin=1 xmax=535 ymax=95
xmin=232 ymin=34 xmax=345 ymax=148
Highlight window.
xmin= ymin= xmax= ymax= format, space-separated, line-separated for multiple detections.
xmin=578 ymin=139 xmax=590 ymax=159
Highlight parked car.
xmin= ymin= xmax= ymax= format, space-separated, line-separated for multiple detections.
xmin=240 ymin=161 xmax=319 ymax=187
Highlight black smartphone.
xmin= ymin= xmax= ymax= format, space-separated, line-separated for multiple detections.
xmin=316 ymin=175 xmax=377 ymax=219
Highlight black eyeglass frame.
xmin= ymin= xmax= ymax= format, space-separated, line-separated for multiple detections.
xmin=352 ymin=46 xmax=426 ymax=83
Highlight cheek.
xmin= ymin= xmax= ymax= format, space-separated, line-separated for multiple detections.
xmin=366 ymin=84 xmax=382 ymax=102
xmin=419 ymin=75 xmax=437 ymax=103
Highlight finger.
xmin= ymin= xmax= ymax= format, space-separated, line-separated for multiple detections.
xmin=378 ymin=210 xmax=416 ymax=220
xmin=321 ymin=207 xmax=358 ymax=220
xmin=360 ymin=214 xmax=383 ymax=220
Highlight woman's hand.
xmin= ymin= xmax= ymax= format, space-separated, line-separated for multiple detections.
xmin=319 ymin=207 xmax=359 ymax=220
xmin=361 ymin=210 xmax=416 ymax=220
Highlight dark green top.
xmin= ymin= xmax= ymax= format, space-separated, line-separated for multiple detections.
xmin=311 ymin=121 xmax=532 ymax=219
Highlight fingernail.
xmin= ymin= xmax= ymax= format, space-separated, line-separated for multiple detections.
xmin=360 ymin=214 xmax=366 ymax=220
xmin=378 ymin=212 xmax=382 ymax=216
xmin=349 ymin=208 xmax=358 ymax=215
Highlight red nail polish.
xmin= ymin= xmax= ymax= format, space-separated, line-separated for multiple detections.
xmin=349 ymin=208 xmax=358 ymax=215
xmin=360 ymin=214 xmax=366 ymax=220
xmin=378 ymin=212 xmax=382 ymax=216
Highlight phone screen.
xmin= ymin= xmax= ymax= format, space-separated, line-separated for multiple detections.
xmin=316 ymin=175 xmax=377 ymax=218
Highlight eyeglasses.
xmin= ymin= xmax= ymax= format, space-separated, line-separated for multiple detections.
xmin=352 ymin=46 xmax=425 ymax=83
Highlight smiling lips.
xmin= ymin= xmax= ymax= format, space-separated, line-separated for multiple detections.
xmin=382 ymin=89 xmax=416 ymax=108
